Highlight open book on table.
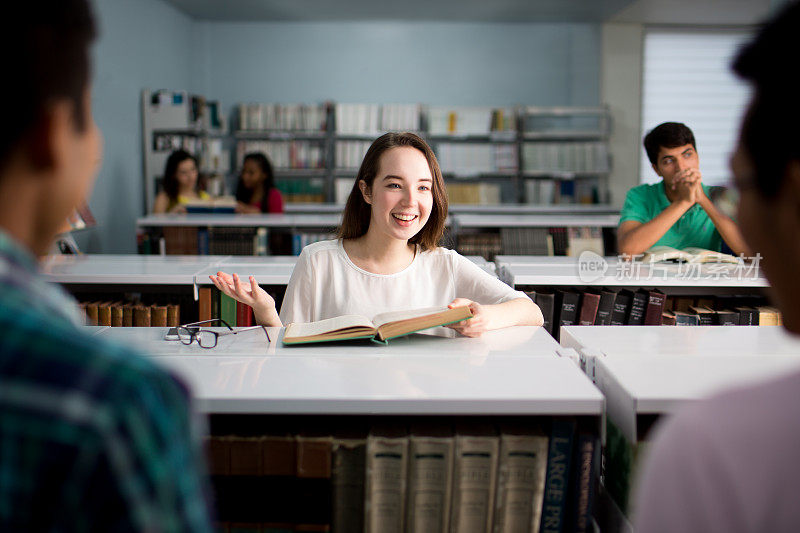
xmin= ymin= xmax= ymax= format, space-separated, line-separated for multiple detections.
xmin=639 ymin=246 xmax=740 ymax=264
xmin=282 ymin=305 xmax=473 ymax=345
xmin=184 ymin=196 xmax=237 ymax=214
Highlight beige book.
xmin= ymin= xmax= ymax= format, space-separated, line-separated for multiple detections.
xmin=365 ymin=427 xmax=408 ymax=533
xmin=283 ymin=306 xmax=472 ymax=346
xmin=450 ymin=425 xmax=500 ymax=533
xmin=640 ymin=246 xmax=740 ymax=264
xmin=406 ymin=426 xmax=454 ymax=533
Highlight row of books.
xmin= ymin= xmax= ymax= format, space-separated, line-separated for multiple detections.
xmin=436 ymin=143 xmax=518 ymax=176
xmin=428 ymin=106 xmax=516 ymax=136
xmin=236 ymin=140 xmax=326 ymax=170
xmin=335 ymin=140 xmax=372 ymax=169
xmin=155 ymin=227 xmax=265 ymax=256
xmin=153 ymin=132 xmax=201 ymax=154
xmin=198 ymin=287 xmax=255 ymax=327
xmin=524 ymin=179 xmax=599 ymax=205
xmin=334 ymin=103 xmax=421 ymax=135
xmin=460 ymin=227 xmax=607 ymax=260
xmin=238 ymin=103 xmax=328 ymax=132
xmin=526 ymin=288 xmax=778 ymax=340
xmin=275 ymin=178 xmax=326 ymax=204
xmin=291 ymin=232 xmax=338 ymax=256
xmin=205 ymin=418 xmax=599 ymax=533
xmin=521 ymin=143 xmax=610 ymax=174
xmin=81 ymin=300 xmax=180 ymax=327
xmin=446 ymin=183 xmax=502 ymax=205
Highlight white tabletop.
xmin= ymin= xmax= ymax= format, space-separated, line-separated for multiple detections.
xmin=561 ymin=325 xmax=800 ymax=358
xmin=503 ymin=261 xmax=768 ymax=287
xmin=137 ymin=213 xmax=342 ymax=228
xmin=495 ymin=255 xmax=621 ymax=267
xmin=42 ymin=254 xmax=230 ymax=284
xmin=92 ymin=326 xmax=602 ymax=415
xmin=452 ymin=214 xmax=620 ymax=228
xmin=596 ymin=354 xmax=800 ymax=441
xmin=194 ymin=264 xmax=296 ymax=285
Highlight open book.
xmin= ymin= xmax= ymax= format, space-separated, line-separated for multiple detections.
xmin=639 ymin=246 xmax=740 ymax=264
xmin=282 ymin=306 xmax=473 ymax=345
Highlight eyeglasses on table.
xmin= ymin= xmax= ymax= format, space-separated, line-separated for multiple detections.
xmin=177 ymin=318 xmax=268 ymax=348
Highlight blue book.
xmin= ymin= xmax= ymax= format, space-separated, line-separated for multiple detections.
xmin=539 ymin=418 xmax=577 ymax=533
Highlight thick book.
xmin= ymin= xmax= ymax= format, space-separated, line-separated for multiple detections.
xmin=331 ymin=435 xmax=366 ymax=533
xmin=554 ymin=289 xmax=579 ymax=327
xmin=689 ymin=305 xmax=715 ymax=326
xmin=534 ymin=291 xmax=556 ymax=336
xmin=151 ymin=305 xmax=169 ymax=327
xmin=167 ymin=304 xmax=180 ymax=327
xmin=673 ymin=310 xmax=700 ymax=326
xmin=661 ymin=311 xmax=676 ymax=326
xmin=539 ymin=419 xmax=576 ymax=533
xmin=199 ymin=287 xmax=213 ymax=322
xmin=365 ymin=426 xmax=408 ymax=533
xmin=220 ymin=291 xmax=237 ymax=327
xmin=450 ymin=424 xmax=499 ymax=533
xmin=757 ymin=306 xmax=781 ymax=326
xmin=626 ymin=289 xmax=648 ymax=325
xmin=576 ymin=291 xmax=601 ymax=326
xmin=594 ymin=289 xmax=617 ymax=325
xmin=640 ymin=246 xmax=739 ymax=264
xmin=735 ymin=306 xmax=759 ymax=325
xmin=406 ymin=426 xmax=454 ymax=533
xmin=492 ymin=424 xmax=548 ymax=533
xmin=608 ymin=290 xmax=632 ymax=325
xmin=565 ymin=433 xmax=600 ymax=533
xmin=133 ymin=305 xmax=151 ymax=327
xmin=714 ymin=309 xmax=740 ymax=326
xmin=643 ymin=289 xmax=666 ymax=325
xmin=282 ymin=306 xmax=472 ymax=346
xmin=295 ymin=434 xmax=333 ymax=531
xmin=237 ymin=300 xmax=254 ymax=327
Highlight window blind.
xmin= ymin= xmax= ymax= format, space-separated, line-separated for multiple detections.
xmin=640 ymin=29 xmax=753 ymax=186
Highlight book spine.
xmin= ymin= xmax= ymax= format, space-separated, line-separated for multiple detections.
xmin=406 ymin=435 xmax=454 ymax=533
xmin=365 ymin=435 xmax=408 ymax=533
xmin=220 ymin=291 xmax=237 ymax=327
xmin=493 ymin=432 xmax=548 ymax=533
xmin=133 ymin=305 xmax=151 ymax=327
xmin=331 ymin=439 xmax=366 ymax=533
xmin=151 ymin=305 xmax=168 ymax=327
xmin=451 ymin=435 xmax=499 ymax=533
xmin=539 ymin=419 xmax=576 ymax=533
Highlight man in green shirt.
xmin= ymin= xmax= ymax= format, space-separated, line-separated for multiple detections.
xmin=617 ymin=122 xmax=748 ymax=257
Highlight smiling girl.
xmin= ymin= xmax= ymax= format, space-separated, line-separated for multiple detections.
xmin=210 ymin=132 xmax=542 ymax=337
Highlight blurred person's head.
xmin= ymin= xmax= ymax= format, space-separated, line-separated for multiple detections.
xmin=236 ymin=152 xmax=275 ymax=206
xmin=162 ymin=150 xmax=199 ymax=200
xmin=732 ymin=0 xmax=800 ymax=333
xmin=0 ymin=0 xmax=100 ymax=256
xmin=644 ymin=122 xmax=699 ymax=188
xmin=338 ymin=132 xmax=448 ymax=251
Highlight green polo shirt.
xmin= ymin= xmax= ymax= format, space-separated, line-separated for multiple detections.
xmin=619 ymin=182 xmax=722 ymax=251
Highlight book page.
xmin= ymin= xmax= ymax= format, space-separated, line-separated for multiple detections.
xmin=641 ymin=246 xmax=686 ymax=262
xmin=285 ymin=314 xmax=375 ymax=338
xmin=371 ymin=306 xmax=449 ymax=328
xmin=682 ymin=247 xmax=740 ymax=263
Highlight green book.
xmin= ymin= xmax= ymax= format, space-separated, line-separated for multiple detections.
xmin=219 ymin=291 xmax=237 ymax=327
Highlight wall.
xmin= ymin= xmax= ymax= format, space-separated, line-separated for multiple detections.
xmin=601 ymin=22 xmax=643 ymax=208
xmin=81 ymin=0 xmax=195 ymax=253
xmin=193 ymin=21 xmax=601 ymax=112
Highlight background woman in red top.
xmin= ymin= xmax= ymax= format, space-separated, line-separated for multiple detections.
xmin=234 ymin=152 xmax=284 ymax=213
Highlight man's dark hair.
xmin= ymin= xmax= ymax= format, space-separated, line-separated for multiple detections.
xmin=732 ymin=1 xmax=800 ymax=198
xmin=0 ymin=1 xmax=97 ymax=168
xmin=643 ymin=122 xmax=697 ymax=165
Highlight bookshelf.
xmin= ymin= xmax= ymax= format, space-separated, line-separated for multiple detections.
xmin=141 ymin=89 xmax=229 ymax=214
xmin=230 ymin=102 xmax=613 ymax=208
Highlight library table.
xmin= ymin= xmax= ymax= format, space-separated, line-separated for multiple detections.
xmin=595 ymin=354 xmax=800 ymax=443
xmin=137 ymin=213 xmax=343 ymax=229
xmin=42 ymin=254 xmax=230 ymax=285
xmin=93 ymin=326 xmax=601 ymax=417
xmin=561 ymin=325 xmax=800 ymax=358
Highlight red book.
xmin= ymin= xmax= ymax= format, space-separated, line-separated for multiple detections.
xmin=236 ymin=300 xmax=254 ymax=327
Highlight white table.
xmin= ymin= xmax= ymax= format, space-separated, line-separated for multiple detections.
xmin=93 ymin=326 xmax=601 ymax=416
xmin=596 ymin=354 xmax=800 ymax=442
xmin=561 ymin=325 xmax=800 ymax=358
xmin=137 ymin=213 xmax=342 ymax=229
xmin=42 ymin=254 xmax=230 ymax=285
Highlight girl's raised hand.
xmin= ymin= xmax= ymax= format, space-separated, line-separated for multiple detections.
xmin=209 ymin=271 xmax=277 ymax=322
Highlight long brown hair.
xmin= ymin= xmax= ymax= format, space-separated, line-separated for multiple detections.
xmin=338 ymin=132 xmax=448 ymax=250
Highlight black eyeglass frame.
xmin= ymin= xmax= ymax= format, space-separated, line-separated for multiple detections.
xmin=177 ymin=319 xmax=267 ymax=348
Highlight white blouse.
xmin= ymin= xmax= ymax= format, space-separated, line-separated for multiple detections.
xmin=279 ymin=239 xmax=529 ymax=325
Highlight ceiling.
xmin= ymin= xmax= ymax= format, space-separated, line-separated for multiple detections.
xmin=162 ymin=0 xmax=772 ymax=24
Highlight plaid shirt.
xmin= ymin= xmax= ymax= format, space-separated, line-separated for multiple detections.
xmin=0 ymin=231 xmax=213 ymax=532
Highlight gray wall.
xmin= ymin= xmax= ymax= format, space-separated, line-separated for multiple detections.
xmin=85 ymin=3 xmax=602 ymax=253
xmin=81 ymin=0 xmax=194 ymax=253
xmin=194 ymin=21 xmax=600 ymax=110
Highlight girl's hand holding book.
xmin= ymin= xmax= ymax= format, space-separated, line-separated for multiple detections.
xmin=445 ymin=298 xmax=487 ymax=338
